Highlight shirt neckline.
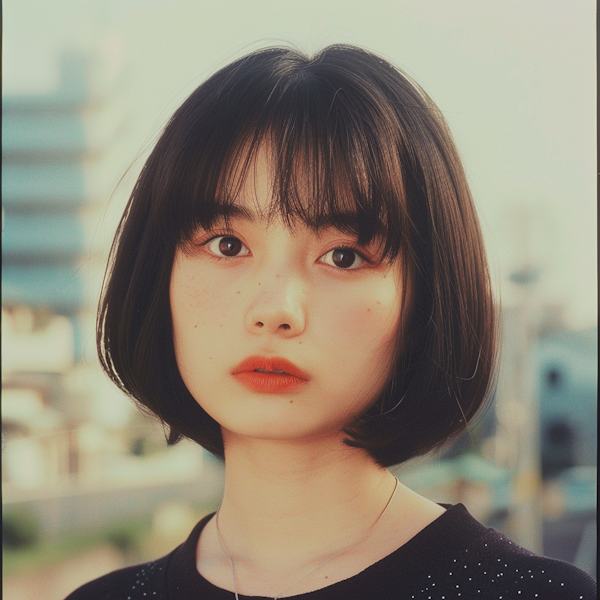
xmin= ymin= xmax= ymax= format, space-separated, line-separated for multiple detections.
xmin=167 ymin=503 xmax=485 ymax=599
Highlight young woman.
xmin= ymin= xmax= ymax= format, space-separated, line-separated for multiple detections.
xmin=67 ymin=45 xmax=595 ymax=599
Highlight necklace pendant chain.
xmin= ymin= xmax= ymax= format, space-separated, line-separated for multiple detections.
xmin=215 ymin=477 xmax=399 ymax=599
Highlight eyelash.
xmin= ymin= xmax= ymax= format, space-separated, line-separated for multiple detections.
xmin=198 ymin=233 xmax=372 ymax=270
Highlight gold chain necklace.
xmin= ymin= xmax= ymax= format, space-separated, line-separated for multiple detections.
xmin=215 ymin=477 xmax=399 ymax=599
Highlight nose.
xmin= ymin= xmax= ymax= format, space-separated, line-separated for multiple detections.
xmin=245 ymin=274 xmax=306 ymax=338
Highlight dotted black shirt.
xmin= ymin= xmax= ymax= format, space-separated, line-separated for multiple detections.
xmin=65 ymin=504 xmax=596 ymax=600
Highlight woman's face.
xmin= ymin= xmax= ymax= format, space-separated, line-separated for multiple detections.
xmin=170 ymin=156 xmax=404 ymax=446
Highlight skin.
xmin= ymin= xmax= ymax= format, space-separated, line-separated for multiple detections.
xmin=170 ymin=152 xmax=445 ymax=596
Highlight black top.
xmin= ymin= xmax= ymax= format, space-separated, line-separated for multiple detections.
xmin=65 ymin=504 xmax=596 ymax=599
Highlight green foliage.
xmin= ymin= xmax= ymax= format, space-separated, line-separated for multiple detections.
xmin=2 ymin=509 xmax=40 ymax=549
xmin=105 ymin=520 xmax=148 ymax=555
xmin=2 ymin=517 xmax=151 ymax=576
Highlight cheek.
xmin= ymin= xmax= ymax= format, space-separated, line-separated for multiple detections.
xmin=170 ymin=263 xmax=235 ymax=375
xmin=314 ymin=281 xmax=401 ymax=416
xmin=172 ymin=269 xmax=214 ymax=314
xmin=170 ymin=262 xmax=237 ymax=330
xmin=319 ymin=282 xmax=401 ymax=349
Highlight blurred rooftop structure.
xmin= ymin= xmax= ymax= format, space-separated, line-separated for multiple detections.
xmin=2 ymin=53 xmax=91 ymax=320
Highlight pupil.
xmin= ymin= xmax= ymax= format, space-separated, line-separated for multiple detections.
xmin=332 ymin=248 xmax=355 ymax=268
xmin=219 ymin=236 xmax=242 ymax=256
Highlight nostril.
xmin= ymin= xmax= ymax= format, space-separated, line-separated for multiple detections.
xmin=256 ymin=322 xmax=264 ymax=328
xmin=280 ymin=324 xmax=291 ymax=331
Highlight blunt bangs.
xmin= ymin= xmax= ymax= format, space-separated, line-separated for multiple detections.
xmin=152 ymin=48 xmax=417 ymax=262
xmin=98 ymin=44 xmax=497 ymax=467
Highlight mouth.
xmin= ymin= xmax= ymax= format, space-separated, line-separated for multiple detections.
xmin=231 ymin=356 xmax=309 ymax=393
xmin=232 ymin=356 xmax=309 ymax=379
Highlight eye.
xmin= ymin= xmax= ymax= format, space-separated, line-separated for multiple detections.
xmin=320 ymin=247 xmax=365 ymax=269
xmin=207 ymin=236 xmax=250 ymax=258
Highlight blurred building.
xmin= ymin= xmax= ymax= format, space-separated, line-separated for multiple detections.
xmin=538 ymin=326 xmax=597 ymax=476
xmin=3 ymin=52 xmax=90 ymax=338
xmin=2 ymin=52 xmax=97 ymax=494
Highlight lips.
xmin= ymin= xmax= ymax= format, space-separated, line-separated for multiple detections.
xmin=231 ymin=356 xmax=309 ymax=393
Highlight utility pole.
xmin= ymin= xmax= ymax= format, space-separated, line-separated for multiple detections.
xmin=494 ymin=264 xmax=543 ymax=554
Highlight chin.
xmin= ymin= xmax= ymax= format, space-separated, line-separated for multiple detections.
xmin=221 ymin=414 xmax=348 ymax=446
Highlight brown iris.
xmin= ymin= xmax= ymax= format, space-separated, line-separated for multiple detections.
xmin=331 ymin=248 xmax=357 ymax=269
xmin=218 ymin=236 xmax=243 ymax=256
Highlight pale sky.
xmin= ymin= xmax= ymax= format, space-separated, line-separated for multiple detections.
xmin=3 ymin=0 xmax=597 ymax=329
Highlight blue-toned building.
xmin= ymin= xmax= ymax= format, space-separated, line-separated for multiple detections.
xmin=2 ymin=53 xmax=90 ymax=356
xmin=538 ymin=327 xmax=597 ymax=476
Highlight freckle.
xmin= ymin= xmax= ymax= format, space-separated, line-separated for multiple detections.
xmin=237 ymin=290 xmax=240 ymax=294
xmin=289 ymin=400 xmax=293 ymax=404
xmin=194 ymin=324 xmax=197 ymax=328
xmin=367 ymin=308 xmax=371 ymax=313
xmin=376 ymin=301 xmax=381 ymax=305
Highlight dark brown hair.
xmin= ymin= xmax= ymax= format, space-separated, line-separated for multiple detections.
xmin=97 ymin=44 xmax=497 ymax=467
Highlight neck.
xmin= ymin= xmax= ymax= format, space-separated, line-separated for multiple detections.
xmin=216 ymin=430 xmax=394 ymax=568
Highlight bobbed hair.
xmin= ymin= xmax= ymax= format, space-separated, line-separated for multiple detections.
xmin=97 ymin=44 xmax=497 ymax=468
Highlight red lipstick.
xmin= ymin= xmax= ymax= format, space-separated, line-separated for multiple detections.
xmin=231 ymin=356 xmax=309 ymax=393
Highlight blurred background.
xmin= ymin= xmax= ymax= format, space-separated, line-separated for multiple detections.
xmin=2 ymin=1 xmax=596 ymax=598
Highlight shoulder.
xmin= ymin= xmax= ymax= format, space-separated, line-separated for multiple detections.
xmin=376 ymin=504 xmax=595 ymax=599
xmin=442 ymin=506 xmax=596 ymax=599
xmin=64 ymin=556 xmax=170 ymax=600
